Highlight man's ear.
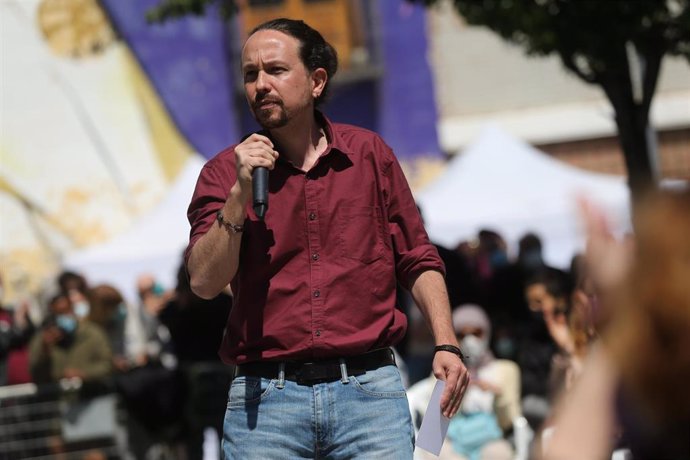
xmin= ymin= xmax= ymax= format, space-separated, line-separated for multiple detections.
xmin=311 ymin=68 xmax=328 ymax=99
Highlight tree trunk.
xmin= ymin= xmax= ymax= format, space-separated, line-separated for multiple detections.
xmin=600 ymin=67 xmax=657 ymax=200
xmin=600 ymin=44 xmax=666 ymax=200
xmin=612 ymin=103 xmax=655 ymax=197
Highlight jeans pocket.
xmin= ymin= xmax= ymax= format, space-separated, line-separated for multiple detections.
xmin=227 ymin=376 xmax=275 ymax=408
xmin=351 ymin=365 xmax=407 ymax=398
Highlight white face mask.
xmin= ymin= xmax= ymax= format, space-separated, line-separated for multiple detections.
xmin=73 ymin=301 xmax=90 ymax=319
xmin=461 ymin=334 xmax=488 ymax=365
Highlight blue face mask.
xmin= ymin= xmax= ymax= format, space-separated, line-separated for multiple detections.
xmin=152 ymin=283 xmax=165 ymax=296
xmin=489 ymin=250 xmax=508 ymax=268
xmin=112 ymin=303 xmax=127 ymax=323
xmin=494 ymin=337 xmax=516 ymax=359
xmin=56 ymin=314 xmax=78 ymax=335
xmin=73 ymin=301 xmax=90 ymax=318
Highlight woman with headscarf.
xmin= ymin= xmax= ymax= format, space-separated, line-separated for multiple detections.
xmin=408 ymin=304 xmax=527 ymax=460
xmin=445 ymin=304 xmax=521 ymax=460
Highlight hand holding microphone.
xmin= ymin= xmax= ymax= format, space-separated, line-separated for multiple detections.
xmin=234 ymin=133 xmax=278 ymax=221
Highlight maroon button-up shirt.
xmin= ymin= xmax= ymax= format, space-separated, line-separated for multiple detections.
xmin=186 ymin=113 xmax=445 ymax=364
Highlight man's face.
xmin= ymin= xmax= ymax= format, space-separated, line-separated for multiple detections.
xmin=50 ymin=295 xmax=79 ymax=338
xmin=241 ymin=30 xmax=317 ymax=129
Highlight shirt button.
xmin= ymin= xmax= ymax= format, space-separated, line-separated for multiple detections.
xmin=315 ymin=330 xmax=321 ymax=337
xmin=312 ymin=253 xmax=319 ymax=261
xmin=309 ymin=212 xmax=317 ymax=221
xmin=313 ymin=290 xmax=321 ymax=298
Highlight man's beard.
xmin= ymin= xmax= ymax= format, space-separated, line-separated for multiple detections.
xmin=252 ymin=99 xmax=288 ymax=129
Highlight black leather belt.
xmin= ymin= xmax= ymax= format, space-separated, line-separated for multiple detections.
xmin=235 ymin=348 xmax=396 ymax=385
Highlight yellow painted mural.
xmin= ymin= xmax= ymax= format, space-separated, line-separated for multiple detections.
xmin=0 ymin=0 xmax=196 ymax=303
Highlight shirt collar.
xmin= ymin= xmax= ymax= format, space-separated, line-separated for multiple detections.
xmin=316 ymin=110 xmax=353 ymax=156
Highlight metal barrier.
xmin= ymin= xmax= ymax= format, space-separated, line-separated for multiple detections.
xmin=0 ymin=379 xmax=123 ymax=460
xmin=0 ymin=364 xmax=235 ymax=460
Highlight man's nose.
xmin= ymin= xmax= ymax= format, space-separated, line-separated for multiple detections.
xmin=256 ymin=71 xmax=270 ymax=92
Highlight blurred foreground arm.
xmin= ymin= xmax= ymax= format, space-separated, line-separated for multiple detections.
xmin=542 ymin=347 xmax=617 ymax=460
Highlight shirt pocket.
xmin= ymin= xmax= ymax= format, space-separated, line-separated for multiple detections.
xmin=338 ymin=206 xmax=385 ymax=264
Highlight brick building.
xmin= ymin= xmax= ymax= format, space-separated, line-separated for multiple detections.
xmin=426 ymin=2 xmax=690 ymax=181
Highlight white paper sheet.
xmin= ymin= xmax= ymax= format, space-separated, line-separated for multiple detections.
xmin=415 ymin=380 xmax=450 ymax=456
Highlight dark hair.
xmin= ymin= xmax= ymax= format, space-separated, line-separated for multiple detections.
xmin=249 ymin=18 xmax=338 ymax=106
xmin=518 ymin=233 xmax=542 ymax=254
xmin=57 ymin=270 xmax=88 ymax=294
xmin=478 ymin=229 xmax=505 ymax=252
xmin=88 ymin=284 xmax=124 ymax=326
xmin=525 ymin=269 xmax=573 ymax=301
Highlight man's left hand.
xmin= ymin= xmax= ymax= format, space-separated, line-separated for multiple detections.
xmin=433 ymin=350 xmax=470 ymax=418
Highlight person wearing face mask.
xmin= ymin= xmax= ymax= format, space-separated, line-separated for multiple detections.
xmin=87 ymin=284 xmax=131 ymax=372
xmin=445 ymin=305 xmax=522 ymax=460
xmin=57 ymin=270 xmax=92 ymax=320
xmin=481 ymin=233 xmax=561 ymax=364
xmin=0 ymin=274 xmax=36 ymax=385
xmin=28 ymin=292 xmax=112 ymax=384
xmin=409 ymin=305 xmax=527 ymax=460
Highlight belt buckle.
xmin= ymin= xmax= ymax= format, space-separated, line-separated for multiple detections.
xmin=295 ymin=362 xmax=337 ymax=385
xmin=295 ymin=362 xmax=320 ymax=384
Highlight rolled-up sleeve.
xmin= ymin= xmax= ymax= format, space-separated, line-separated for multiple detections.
xmin=184 ymin=151 xmax=236 ymax=268
xmin=381 ymin=146 xmax=445 ymax=291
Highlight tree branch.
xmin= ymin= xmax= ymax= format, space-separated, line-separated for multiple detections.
xmin=559 ymin=51 xmax=599 ymax=85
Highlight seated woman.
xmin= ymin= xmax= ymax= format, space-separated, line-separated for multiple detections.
xmin=521 ymin=269 xmax=575 ymax=423
xmin=409 ymin=304 xmax=529 ymax=460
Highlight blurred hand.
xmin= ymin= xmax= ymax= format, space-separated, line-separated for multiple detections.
xmin=63 ymin=368 xmax=85 ymax=379
xmin=472 ymin=378 xmax=502 ymax=395
xmin=42 ymin=326 xmax=63 ymax=349
xmin=13 ymin=300 xmax=31 ymax=330
xmin=134 ymin=352 xmax=149 ymax=367
xmin=113 ymin=356 xmax=131 ymax=372
xmin=544 ymin=310 xmax=575 ymax=355
xmin=578 ymin=197 xmax=633 ymax=291
xmin=142 ymin=291 xmax=169 ymax=316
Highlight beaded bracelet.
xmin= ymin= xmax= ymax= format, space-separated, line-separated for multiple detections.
xmin=434 ymin=344 xmax=467 ymax=363
xmin=216 ymin=210 xmax=244 ymax=233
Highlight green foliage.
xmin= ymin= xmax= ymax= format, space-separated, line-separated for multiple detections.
xmin=411 ymin=0 xmax=690 ymax=192
xmin=146 ymin=0 xmax=238 ymax=23
xmin=413 ymin=0 xmax=689 ymax=83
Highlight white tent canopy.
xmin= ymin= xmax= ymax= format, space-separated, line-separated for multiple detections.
xmin=414 ymin=126 xmax=631 ymax=268
xmin=63 ymin=156 xmax=204 ymax=304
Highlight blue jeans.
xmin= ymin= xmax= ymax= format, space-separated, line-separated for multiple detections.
xmin=221 ymin=364 xmax=414 ymax=459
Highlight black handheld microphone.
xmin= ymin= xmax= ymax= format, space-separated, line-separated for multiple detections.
xmin=252 ymin=166 xmax=268 ymax=220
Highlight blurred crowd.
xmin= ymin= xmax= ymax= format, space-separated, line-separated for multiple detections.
xmin=1 ymin=189 xmax=689 ymax=460
xmin=401 ymin=213 xmax=594 ymax=459
xmin=0 ymin=256 xmax=232 ymax=459
xmin=405 ymin=189 xmax=690 ymax=460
